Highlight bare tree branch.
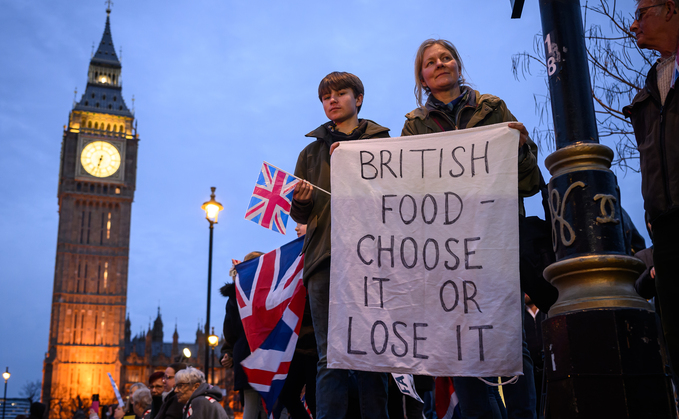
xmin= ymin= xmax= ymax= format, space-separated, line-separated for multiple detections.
xmin=511 ymin=0 xmax=657 ymax=170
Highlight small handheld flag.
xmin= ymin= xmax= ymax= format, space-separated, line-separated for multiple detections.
xmin=107 ymin=372 xmax=124 ymax=407
xmin=245 ymin=162 xmax=299 ymax=234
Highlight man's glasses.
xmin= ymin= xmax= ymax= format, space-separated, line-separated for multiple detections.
xmin=175 ymin=382 xmax=192 ymax=389
xmin=634 ymin=2 xmax=666 ymax=21
xmin=163 ymin=374 xmax=174 ymax=381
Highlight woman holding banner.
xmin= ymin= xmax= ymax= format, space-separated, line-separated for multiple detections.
xmin=401 ymin=39 xmax=540 ymax=419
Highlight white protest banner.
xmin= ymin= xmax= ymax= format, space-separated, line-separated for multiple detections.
xmin=328 ymin=123 xmax=522 ymax=377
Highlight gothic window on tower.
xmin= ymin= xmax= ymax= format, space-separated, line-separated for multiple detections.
xmin=76 ymin=261 xmax=80 ymax=292
xmin=104 ymin=262 xmax=108 ymax=291
xmin=100 ymin=213 xmax=105 ymax=244
xmin=80 ymin=310 xmax=85 ymax=343
xmin=107 ymin=212 xmax=112 ymax=239
xmin=80 ymin=210 xmax=85 ymax=243
xmin=83 ymin=263 xmax=88 ymax=294
xmin=94 ymin=314 xmax=98 ymax=344
xmin=85 ymin=210 xmax=92 ymax=244
xmin=73 ymin=312 xmax=78 ymax=342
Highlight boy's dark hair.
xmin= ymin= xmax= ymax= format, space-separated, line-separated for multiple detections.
xmin=318 ymin=72 xmax=364 ymax=113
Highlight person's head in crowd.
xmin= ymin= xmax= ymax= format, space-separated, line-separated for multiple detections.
xmin=174 ymin=367 xmax=206 ymax=405
xmin=295 ymin=223 xmax=307 ymax=238
xmin=128 ymin=382 xmax=146 ymax=399
xmin=164 ymin=362 xmax=187 ymax=392
xmin=29 ymin=402 xmax=46 ymax=419
xmin=132 ymin=388 xmax=152 ymax=418
xmin=317 ymin=72 xmax=364 ymax=132
xmin=413 ymin=38 xmax=466 ymax=107
xmin=630 ymin=0 xmax=679 ymax=56
xmin=148 ymin=371 xmax=165 ymax=397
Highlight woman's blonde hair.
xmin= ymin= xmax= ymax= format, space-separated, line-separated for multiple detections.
xmin=413 ymin=39 xmax=466 ymax=107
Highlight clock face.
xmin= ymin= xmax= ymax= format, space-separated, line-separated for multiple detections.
xmin=80 ymin=141 xmax=122 ymax=178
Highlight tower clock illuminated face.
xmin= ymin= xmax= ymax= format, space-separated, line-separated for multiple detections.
xmin=80 ymin=141 xmax=121 ymax=177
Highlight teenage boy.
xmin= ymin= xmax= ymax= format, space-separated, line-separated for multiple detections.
xmin=291 ymin=72 xmax=390 ymax=419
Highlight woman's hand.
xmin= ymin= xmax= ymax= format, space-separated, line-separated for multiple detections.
xmin=508 ymin=122 xmax=528 ymax=148
xmin=330 ymin=142 xmax=340 ymax=155
xmin=293 ymin=180 xmax=313 ymax=204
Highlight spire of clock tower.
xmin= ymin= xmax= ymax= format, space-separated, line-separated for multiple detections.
xmin=74 ymin=8 xmax=131 ymax=117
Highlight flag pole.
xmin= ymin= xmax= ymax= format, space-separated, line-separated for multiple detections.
xmin=264 ymin=161 xmax=331 ymax=196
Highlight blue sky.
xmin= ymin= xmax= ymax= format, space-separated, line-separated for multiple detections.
xmin=0 ymin=0 xmax=644 ymax=396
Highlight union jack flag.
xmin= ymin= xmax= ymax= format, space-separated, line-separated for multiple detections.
xmin=435 ymin=377 xmax=462 ymax=419
xmin=245 ymin=162 xmax=299 ymax=235
xmin=234 ymin=236 xmax=306 ymax=414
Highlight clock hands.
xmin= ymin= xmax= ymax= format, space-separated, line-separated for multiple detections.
xmin=94 ymin=154 xmax=103 ymax=176
xmin=82 ymin=141 xmax=120 ymax=177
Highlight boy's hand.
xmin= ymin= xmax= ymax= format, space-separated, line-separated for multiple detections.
xmin=293 ymin=180 xmax=313 ymax=203
xmin=507 ymin=122 xmax=528 ymax=147
xmin=221 ymin=353 xmax=234 ymax=368
xmin=330 ymin=143 xmax=340 ymax=155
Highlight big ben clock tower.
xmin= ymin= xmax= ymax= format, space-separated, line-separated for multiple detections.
xmin=43 ymin=7 xmax=138 ymax=412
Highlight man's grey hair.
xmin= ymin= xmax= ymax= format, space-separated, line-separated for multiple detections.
xmin=130 ymin=382 xmax=147 ymax=393
xmin=132 ymin=388 xmax=153 ymax=411
xmin=175 ymin=366 xmax=206 ymax=386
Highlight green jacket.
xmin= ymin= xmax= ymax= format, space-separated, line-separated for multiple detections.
xmin=290 ymin=120 xmax=390 ymax=280
xmin=401 ymin=88 xmax=540 ymax=215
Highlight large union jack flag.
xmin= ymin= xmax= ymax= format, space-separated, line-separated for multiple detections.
xmin=245 ymin=162 xmax=299 ymax=235
xmin=234 ymin=236 xmax=306 ymax=414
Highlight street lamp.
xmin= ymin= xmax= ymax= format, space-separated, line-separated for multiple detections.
xmin=201 ymin=187 xmax=223 ymax=376
xmin=2 ymin=367 xmax=10 ymax=419
xmin=207 ymin=328 xmax=219 ymax=385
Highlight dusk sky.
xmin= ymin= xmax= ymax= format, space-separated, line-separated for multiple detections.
xmin=0 ymin=0 xmax=646 ymax=396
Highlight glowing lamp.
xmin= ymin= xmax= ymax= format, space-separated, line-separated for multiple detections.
xmin=207 ymin=332 xmax=219 ymax=348
xmin=201 ymin=187 xmax=224 ymax=225
xmin=183 ymin=348 xmax=191 ymax=358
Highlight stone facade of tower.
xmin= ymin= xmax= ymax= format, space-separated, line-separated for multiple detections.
xmin=42 ymin=9 xmax=138 ymax=415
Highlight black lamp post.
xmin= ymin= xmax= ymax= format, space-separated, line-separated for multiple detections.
xmin=201 ymin=187 xmax=223 ymax=376
xmin=207 ymin=328 xmax=219 ymax=385
xmin=2 ymin=367 xmax=10 ymax=419
xmin=510 ymin=1 xmax=674 ymax=416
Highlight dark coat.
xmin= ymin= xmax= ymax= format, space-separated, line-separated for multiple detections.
xmin=525 ymin=308 xmax=548 ymax=371
xmin=401 ymin=87 xmax=540 ymax=216
xmin=220 ymin=283 xmax=251 ymax=391
xmin=290 ymin=119 xmax=390 ymax=280
xmin=155 ymin=390 xmax=183 ymax=419
xmin=182 ymin=383 xmax=226 ymax=419
xmin=624 ymin=63 xmax=679 ymax=224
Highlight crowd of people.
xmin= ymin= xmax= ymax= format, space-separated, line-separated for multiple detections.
xmin=74 ymin=2 xmax=679 ymax=417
